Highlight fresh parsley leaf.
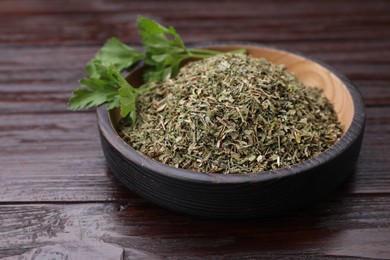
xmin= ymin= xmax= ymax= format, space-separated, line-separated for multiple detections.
xmin=69 ymin=61 xmax=119 ymax=110
xmin=85 ymin=60 xmax=112 ymax=79
xmin=137 ymin=16 xmax=187 ymax=82
xmin=118 ymin=84 xmax=138 ymax=124
xmin=93 ymin=37 xmax=143 ymax=72
xmin=136 ymin=16 xmax=246 ymax=83
xmin=106 ymin=67 xmax=150 ymax=125
xmin=68 ymin=17 xmax=247 ymax=127
xmin=137 ymin=16 xmax=185 ymax=49
xmin=144 ymin=67 xmax=172 ymax=83
xmin=69 ymin=61 xmax=145 ymax=122
xmin=68 ymin=77 xmax=118 ymax=110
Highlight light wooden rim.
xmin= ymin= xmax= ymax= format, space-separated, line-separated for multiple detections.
xmin=98 ymin=42 xmax=365 ymax=183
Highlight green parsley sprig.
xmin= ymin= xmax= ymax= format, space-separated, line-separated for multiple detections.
xmin=68 ymin=17 xmax=246 ymax=126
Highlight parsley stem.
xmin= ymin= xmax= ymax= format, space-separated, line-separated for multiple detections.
xmin=186 ymin=53 xmax=215 ymax=59
xmin=186 ymin=48 xmax=247 ymax=60
xmin=187 ymin=48 xmax=223 ymax=55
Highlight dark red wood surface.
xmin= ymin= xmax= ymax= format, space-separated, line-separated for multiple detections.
xmin=1 ymin=0 xmax=389 ymax=258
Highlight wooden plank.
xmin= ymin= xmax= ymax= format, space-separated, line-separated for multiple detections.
xmin=0 ymin=111 xmax=133 ymax=202
xmin=2 ymin=42 xmax=390 ymax=79
xmin=1 ymin=43 xmax=389 ymax=115
xmin=0 ymin=0 xmax=389 ymax=46
xmin=0 ymin=0 xmax=389 ymax=258
xmin=0 ymin=46 xmax=92 ymax=114
xmin=1 ymin=0 xmax=389 ymax=16
xmin=0 ymin=107 xmax=389 ymax=203
xmin=1 ymin=196 xmax=390 ymax=258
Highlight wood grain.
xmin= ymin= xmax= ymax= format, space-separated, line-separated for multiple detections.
xmin=1 ymin=0 xmax=389 ymax=46
xmin=1 ymin=0 xmax=390 ymax=257
xmin=1 ymin=41 xmax=389 ymax=115
xmin=1 ymin=196 xmax=390 ymax=258
xmin=0 ymin=112 xmax=133 ymax=202
xmin=0 ymin=107 xmax=387 ymax=203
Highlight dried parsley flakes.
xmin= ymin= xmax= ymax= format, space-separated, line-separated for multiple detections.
xmin=120 ymin=53 xmax=343 ymax=174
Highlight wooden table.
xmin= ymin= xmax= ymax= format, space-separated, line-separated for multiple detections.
xmin=1 ymin=0 xmax=389 ymax=259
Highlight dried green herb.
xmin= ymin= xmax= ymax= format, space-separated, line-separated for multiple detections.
xmin=68 ymin=17 xmax=245 ymax=126
xmin=121 ymin=53 xmax=343 ymax=174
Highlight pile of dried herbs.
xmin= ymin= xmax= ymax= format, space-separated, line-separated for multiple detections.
xmin=121 ymin=53 xmax=343 ymax=174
